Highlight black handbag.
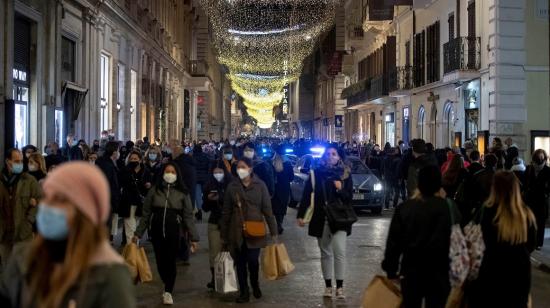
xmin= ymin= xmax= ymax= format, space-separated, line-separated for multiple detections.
xmin=322 ymin=180 xmax=358 ymax=229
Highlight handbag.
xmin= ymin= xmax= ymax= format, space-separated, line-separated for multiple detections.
xmin=236 ymin=191 xmax=266 ymax=238
xmin=447 ymin=199 xmax=470 ymax=288
xmin=303 ymin=170 xmax=315 ymax=224
xmin=322 ymin=179 xmax=358 ymax=229
xmin=464 ymin=206 xmax=485 ymax=281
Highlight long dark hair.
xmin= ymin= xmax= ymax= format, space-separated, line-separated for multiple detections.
xmin=155 ymin=162 xmax=189 ymax=194
xmin=211 ymin=160 xmax=232 ymax=185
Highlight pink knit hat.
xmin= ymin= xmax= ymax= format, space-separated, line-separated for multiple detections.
xmin=42 ymin=162 xmax=110 ymax=225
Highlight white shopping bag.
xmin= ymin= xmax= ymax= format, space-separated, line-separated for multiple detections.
xmin=214 ymin=252 xmax=238 ymax=294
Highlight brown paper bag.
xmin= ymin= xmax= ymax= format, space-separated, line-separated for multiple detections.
xmin=262 ymin=244 xmax=279 ymax=280
xmin=136 ymin=246 xmax=153 ymax=283
xmin=362 ymin=275 xmax=402 ymax=308
xmin=275 ymin=243 xmax=295 ymax=276
xmin=445 ymin=286 xmax=466 ymax=308
xmin=122 ymin=243 xmax=139 ymax=281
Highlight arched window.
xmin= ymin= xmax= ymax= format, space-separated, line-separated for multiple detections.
xmin=417 ymin=106 xmax=425 ymax=139
xmin=443 ymin=101 xmax=453 ymax=147
xmin=430 ymin=103 xmax=437 ymax=146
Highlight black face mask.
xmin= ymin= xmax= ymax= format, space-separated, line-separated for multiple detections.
xmin=127 ymin=161 xmax=140 ymax=169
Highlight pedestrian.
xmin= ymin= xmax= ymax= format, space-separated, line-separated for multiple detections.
xmin=0 ymin=148 xmax=41 ymax=267
xmin=466 ymin=150 xmax=483 ymax=175
xmin=511 ymin=157 xmax=527 ymax=185
xmin=27 ymin=152 xmax=47 ymax=183
xmin=44 ymin=142 xmax=64 ymax=170
xmin=221 ymin=145 xmax=237 ymax=176
xmin=144 ymin=147 xmax=163 ymax=182
xmin=193 ymin=143 xmax=211 ymax=221
xmin=0 ymin=162 xmax=136 ymax=307
xmin=86 ymin=151 xmax=98 ymax=165
xmin=523 ymin=149 xmax=550 ymax=249
xmin=382 ymin=147 xmax=401 ymax=209
xmin=271 ymin=146 xmax=294 ymax=234
xmin=95 ymin=141 xmax=121 ymax=243
xmin=119 ymin=150 xmax=152 ymax=245
xmin=202 ymin=162 xmax=231 ymax=290
xmin=242 ymin=142 xmax=275 ymax=196
xmin=442 ymin=154 xmax=468 ymax=199
xmin=406 ymin=139 xmax=438 ymax=196
xmin=382 ymin=165 xmax=458 ymax=308
xmin=221 ymin=157 xmax=278 ymax=303
xmin=490 ymin=137 xmax=506 ymax=170
xmin=134 ymin=162 xmax=199 ymax=305
xmin=61 ymin=134 xmax=79 ymax=161
xmin=92 ymin=139 xmax=100 ymax=153
xmin=297 ymin=145 xmax=354 ymax=299
xmin=22 ymin=145 xmax=38 ymax=171
xmin=467 ymin=171 xmax=537 ymax=308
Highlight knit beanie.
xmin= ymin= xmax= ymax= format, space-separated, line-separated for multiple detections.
xmin=42 ymin=162 xmax=110 ymax=225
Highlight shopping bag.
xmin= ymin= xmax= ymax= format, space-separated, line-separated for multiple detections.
xmin=121 ymin=243 xmax=139 ymax=281
xmin=275 ymin=243 xmax=295 ymax=276
xmin=261 ymin=245 xmax=279 ymax=280
xmin=445 ymin=286 xmax=466 ymax=308
xmin=361 ymin=275 xmax=402 ymax=308
xmin=136 ymin=246 xmax=153 ymax=283
xmin=214 ymin=252 xmax=238 ymax=294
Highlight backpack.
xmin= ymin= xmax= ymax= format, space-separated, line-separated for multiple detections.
xmin=447 ymin=199 xmax=470 ymax=287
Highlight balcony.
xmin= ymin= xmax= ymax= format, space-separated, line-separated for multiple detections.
xmin=342 ymin=74 xmax=391 ymax=107
xmin=443 ymin=37 xmax=481 ymax=81
xmin=189 ymin=60 xmax=208 ymax=77
xmin=388 ymin=66 xmax=413 ymax=94
xmin=347 ymin=26 xmax=365 ymax=49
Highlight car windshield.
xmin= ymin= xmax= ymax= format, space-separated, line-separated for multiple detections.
xmin=348 ymin=158 xmax=371 ymax=174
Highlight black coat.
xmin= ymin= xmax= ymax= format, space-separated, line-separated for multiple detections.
xmin=193 ymin=152 xmax=211 ymax=185
xmin=297 ymin=165 xmax=353 ymax=237
xmin=119 ymin=165 xmax=152 ymax=217
xmin=95 ymin=156 xmax=121 ymax=214
xmin=173 ymin=154 xmax=197 ymax=205
xmin=253 ymin=159 xmax=275 ymax=196
xmin=45 ymin=153 xmax=64 ymax=169
xmin=271 ymin=161 xmax=294 ymax=215
xmin=523 ymin=165 xmax=550 ymax=220
xmin=202 ymin=177 xmax=230 ymax=225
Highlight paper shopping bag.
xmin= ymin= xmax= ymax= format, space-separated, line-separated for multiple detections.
xmin=445 ymin=286 xmax=467 ymax=308
xmin=275 ymin=243 xmax=295 ymax=277
xmin=214 ymin=252 xmax=238 ymax=294
xmin=122 ymin=243 xmax=139 ymax=281
xmin=136 ymin=246 xmax=153 ymax=283
xmin=361 ymin=275 xmax=402 ymax=308
xmin=262 ymin=245 xmax=279 ymax=280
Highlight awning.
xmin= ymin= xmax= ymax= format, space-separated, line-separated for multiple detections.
xmin=62 ymin=81 xmax=88 ymax=122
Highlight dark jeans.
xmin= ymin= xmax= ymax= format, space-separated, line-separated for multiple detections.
xmin=275 ymin=214 xmax=285 ymax=234
xmin=152 ymin=234 xmax=180 ymax=293
xmin=401 ymin=274 xmax=450 ymax=308
xmin=235 ymin=242 xmax=261 ymax=293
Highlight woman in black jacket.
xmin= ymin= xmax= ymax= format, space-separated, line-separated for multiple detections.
xmin=271 ymin=146 xmax=294 ymax=234
xmin=203 ymin=161 xmax=232 ymax=290
xmin=523 ymin=149 xmax=550 ymax=249
xmin=442 ymin=154 xmax=468 ymax=199
xmin=382 ymin=165 xmax=458 ymax=308
xmin=297 ymin=145 xmax=353 ymax=300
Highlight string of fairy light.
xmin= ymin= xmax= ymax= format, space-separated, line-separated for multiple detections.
xmin=200 ymin=0 xmax=341 ymax=128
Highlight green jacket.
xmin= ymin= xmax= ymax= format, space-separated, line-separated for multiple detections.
xmin=0 ymin=172 xmax=41 ymax=243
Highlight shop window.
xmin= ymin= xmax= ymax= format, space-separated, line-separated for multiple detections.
xmin=385 ymin=113 xmax=395 ymax=146
xmin=417 ymin=105 xmax=425 ymax=139
xmin=531 ymin=131 xmax=550 ymax=158
xmin=61 ymin=37 xmax=76 ymax=82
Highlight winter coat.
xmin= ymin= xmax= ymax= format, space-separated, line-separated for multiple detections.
xmin=221 ymin=176 xmax=277 ymax=258
xmin=0 ymin=171 xmax=41 ymax=243
xmin=382 ymin=154 xmax=401 ymax=183
xmin=135 ymin=183 xmax=199 ymax=243
xmin=193 ymin=152 xmax=211 ymax=185
xmin=253 ymin=158 xmax=276 ymax=196
xmin=467 ymin=162 xmax=484 ymax=175
xmin=523 ymin=164 xmax=550 ymax=220
xmin=382 ymin=197 xmax=460 ymax=282
xmin=271 ymin=161 xmax=294 ymax=216
xmin=95 ymin=156 xmax=121 ymax=214
xmin=173 ymin=154 xmax=197 ymax=205
xmin=467 ymin=205 xmax=536 ymax=308
xmin=119 ymin=165 xmax=152 ymax=218
xmin=0 ymin=241 xmax=135 ymax=308
xmin=442 ymin=168 xmax=468 ymax=200
xmin=44 ymin=153 xmax=64 ymax=169
xmin=406 ymin=154 xmax=438 ymax=194
xmin=296 ymin=165 xmax=354 ymax=237
xmin=202 ymin=176 xmax=230 ymax=225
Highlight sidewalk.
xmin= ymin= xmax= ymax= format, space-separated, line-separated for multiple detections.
xmin=531 ymin=228 xmax=550 ymax=273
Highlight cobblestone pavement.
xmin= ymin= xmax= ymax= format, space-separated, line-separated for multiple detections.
xmin=134 ymin=209 xmax=550 ymax=308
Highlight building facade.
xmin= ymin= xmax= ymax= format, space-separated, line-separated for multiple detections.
xmin=342 ymin=0 xmax=549 ymax=161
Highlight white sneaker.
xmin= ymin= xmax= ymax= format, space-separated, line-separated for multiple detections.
xmin=323 ymin=287 xmax=333 ymax=298
xmin=162 ymin=292 xmax=174 ymax=305
xmin=336 ymin=288 xmax=345 ymax=299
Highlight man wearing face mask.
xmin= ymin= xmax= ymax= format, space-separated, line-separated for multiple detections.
xmin=0 ymin=148 xmax=41 ymax=267
xmin=524 ymin=149 xmax=550 ymax=249
xmin=242 ymin=142 xmax=275 ymax=196
xmin=61 ymin=134 xmax=80 ymax=161
xmin=95 ymin=141 xmax=122 ymax=243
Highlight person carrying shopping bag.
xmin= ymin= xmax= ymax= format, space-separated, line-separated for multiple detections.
xmin=133 ymin=162 xmax=199 ymax=306
xmin=221 ymin=157 xmax=278 ymax=304
xmin=297 ymin=144 xmax=354 ymax=300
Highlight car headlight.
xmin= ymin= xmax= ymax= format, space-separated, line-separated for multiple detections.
xmin=373 ymin=183 xmax=383 ymax=191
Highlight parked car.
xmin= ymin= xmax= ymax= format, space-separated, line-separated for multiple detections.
xmin=289 ymin=154 xmax=385 ymax=214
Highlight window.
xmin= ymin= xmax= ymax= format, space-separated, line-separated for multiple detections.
xmin=130 ymin=69 xmax=138 ymax=141
xmin=413 ymin=31 xmax=426 ymax=86
xmin=55 ymin=109 xmax=64 ymax=144
xmin=468 ymin=1 xmax=476 ymax=37
xmin=426 ymin=21 xmax=440 ymax=84
xmin=448 ymin=13 xmax=455 ymax=40
xmin=405 ymin=40 xmax=411 ymax=67
xmin=385 ymin=113 xmax=395 ymax=146
xmin=13 ymin=15 xmax=31 ymax=149
xmin=443 ymin=102 xmax=453 ymax=147
xmin=61 ymin=37 xmax=76 ymax=82
xmin=100 ymin=54 xmax=110 ymax=131
xmin=418 ymin=106 xmax=425 ymax=139
xmin=531 ymin=131 xmax=550 ymax=158
xmin=118 ymin=64 xmax=125 ymax=109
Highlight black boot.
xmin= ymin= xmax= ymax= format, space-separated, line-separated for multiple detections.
xmin=207 ymin=267 xmax=215 ymax=289
xmin=251 ymin=270 xmax=262 ymax=299
xmin=252 ymin=285 xmax=262 ymax=299
xmin=236 ymin=288 xmax=250 ymax=303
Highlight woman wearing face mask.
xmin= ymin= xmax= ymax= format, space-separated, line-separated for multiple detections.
xmin=119 ymin=151 xmax=152 ymax=245
xmin=523 ymin=149 xmax=550 ymax=249
xmin=202 ymin=162 xmax=232 ymax=290
xmin=22 ymin=144 xmax=38 ymax=172
xmin=221 ymin=158 xmax=278 ymax=303
xmin=0 ymin=162 xmax=135 ymax=307
xmin=27 ymin=152 xmax=47 ymax=183
xmin=296 ymin=145 xmax=354 ymax=299
xmin=271 ymin=146 xmax=294 ymax=235
xmin=133 ymin=162 xmax=199 ymax=305
xmin=144 ymin=147 xmax=163 ymax=182
xmin=221 ymin=145 xmax=237 ymax=176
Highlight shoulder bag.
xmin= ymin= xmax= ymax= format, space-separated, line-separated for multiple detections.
xmin=322 ymin=178 xmax=358 ymax=229
xmin=236 ymin=186 xmax=267 ymax=238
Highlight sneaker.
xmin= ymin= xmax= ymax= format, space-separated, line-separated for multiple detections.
xmin=323 ymin=287 xmax=333 ymax=298
xmin=336 ymin=288 xmax=345 ymax=299
xmin=162 ymin=292 xmax=174 ymax=305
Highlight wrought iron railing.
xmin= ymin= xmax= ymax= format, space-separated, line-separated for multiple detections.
xmin=443 ymin=36 xmax=481 ymax=74
xmin=349 ymin=26 xmax=364 ymax=40
xmin=388 ymin=66 xmax=413 ymax=92
xmin=189 ymin=60 xmax=208 ymax=77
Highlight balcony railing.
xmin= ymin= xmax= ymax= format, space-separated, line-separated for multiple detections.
xmin=443 ymin=36 xmax=481 ymax=74
xmin=348 ymin=26 xmax=364 ymax=40
xmin=189 ymin=60 xmax=208 ymax=77
xmin=370 ymin=75 xmax=387 ymax=100
xmin=342 ymin=73 xmax=389 ymax=106
xmin=388 ymin=66 xmax=413 ymax=92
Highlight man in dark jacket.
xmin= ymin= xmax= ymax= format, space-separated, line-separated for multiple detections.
xmin=467 ymin=150 xmax=484 ymax=175
xmin=406 ymin=139 xmax=438 ymax=196
xmin=95 ymin=141 xmax=121 ymax=242
xmin=193 ymin=144 xmax=211 ymax=221
xmin=382 ymin=147 xmax=403 ymax=208
xmin=45 ymin=142 xmax=64 ymax=170
xmin=243 ymin=142 xmax=275 ymax=196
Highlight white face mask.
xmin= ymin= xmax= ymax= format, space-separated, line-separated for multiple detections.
xmin=28 ymin=164 xmax=38 ymax=172
xmin=243 ymin=150 xmax=254 ymax=159
xmin=213 ymin=173 xmax=224 ymax=182
xmin=237 ymin=168 xmax=250 ymax=180
xmin=163 ymin=173 xmax=177 ymax=184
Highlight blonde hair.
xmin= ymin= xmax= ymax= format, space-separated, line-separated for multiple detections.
xmin=29 ymin=152 xmax=47 ymax=174
xmin=486 ymin=171 xmax=536 ymax=245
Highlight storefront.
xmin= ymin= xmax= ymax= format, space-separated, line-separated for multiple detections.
xmin=463 ymin=79 xmax=480 ymax=145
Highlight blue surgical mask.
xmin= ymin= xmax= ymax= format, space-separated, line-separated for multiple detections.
xmin=148 ymin=153 xmax=158 ymax=161
xmin=224 ymin=153 xmax=233 ymax=161
xmin=37 ymin=204 xmax=69 ymax=240
xmin=11 ymin=163 xmax=23 ymax=174
xmin=72 ymin=140 xmax=79 ymax=146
